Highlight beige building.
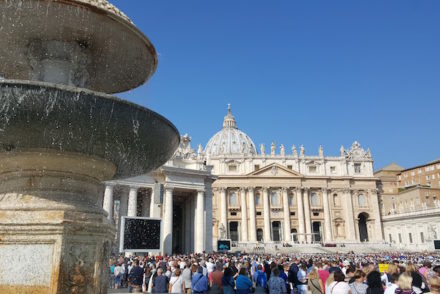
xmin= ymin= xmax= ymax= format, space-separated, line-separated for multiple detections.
xmin=202 ymin=106 xmax=383 ymax=249
xmin=376 ymin=159 xmax=440 ymax=251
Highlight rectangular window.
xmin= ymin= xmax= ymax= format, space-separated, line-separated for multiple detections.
xmin=287 ymin=165 xmax=292 ymax=170
xmin=330 ymin=166 xmax=336 ymax=174
xmin=432 ymin=174 xmax=436 ymax=179
xmin=398 ymin=175 xmax=401 ymax=180
xmin=230 ymin=212 xmax=237 ymax=216
xmin=404 ymin=173 xmax=408 ymax=178
xmin=421 ymin=232 xmax=424 ymax=243
xmin=412 ymin=179 xmax=416 ymax=185
xmin=411 ymin=171 xmax=415 ymax=176
xmin=426 ymin=175 xmax=430 ymax=180
xmin=398 ymin=233 xmax=402 ymax=243
xmin=290 ymin=212 xmax=295 ymax=216
xmin=409 ymin=233 xmax=413 ymax=243
xmin=354 ymin=163 xmax=361 ymax=174
xmin=418 ymin=169 xmax=422 ymax=174
xmin=309 ymin=166 xmax=317 ymax=173
xmin=254 ymin=164 xmax=260 ymax=171
xmin=229 ymin=165 xmax=237 ymax=172
xmin=256 ymin=211 xmax=262 ymax=216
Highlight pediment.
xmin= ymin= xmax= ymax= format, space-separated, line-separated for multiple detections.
xmin=247 ymin=163 xmax=302 ymax=178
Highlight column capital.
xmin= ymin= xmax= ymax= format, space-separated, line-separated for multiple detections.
xmin=281 ymin=187 xmax=289 ymax=192
xmin=342 ymin=188 xmax=351 ymax=193
xmin=196 ymin=188 xmax=205 ymax=193
xmin=302 ymin=187 xmax=310 ymax=191
xmin=104 ymin=182 xmax=116 ymax=188
xmin=262 ymin=187 xmax=269 ymax=192
xmin=368 ymin=188 xmax=378 ymax=194
xmin=239 ymin=187 xmax=246 ymax=192
xmin=164 ymin=186 xmax=174 ymax=193
xmin=129 ymin=186 xmax=139 ymax=192
xmin=246 ymin=186 xmax=254 ymax=192
xmin=321 ymin=187 xmax=329 ymax=193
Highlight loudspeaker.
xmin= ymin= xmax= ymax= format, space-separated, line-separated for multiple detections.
xmin=434 ymin=240 xmax=440 ymax=250
xmin=153 ymin=183 xmax=163 ymax=204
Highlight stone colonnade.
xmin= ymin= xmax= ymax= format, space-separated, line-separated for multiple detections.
xmin=217 ymin=186 xmax=383 ymax=244
xmin=103 ymin=183 xmax=212 ymax=255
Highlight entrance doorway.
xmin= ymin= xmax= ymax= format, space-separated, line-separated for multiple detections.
xmin=272 ymin=221 xmax=281 ymax=242
xmin=256 ymin=229 xmax=263 ymax=242
xmin=312 ymin=222 xmax=321 ymax=242
xmin=229 ymin=222 xmax=239 ymax=241
xmin=291 ymin=228 xmax=298 ymax=243
xmin=358 ymin=213 xmax=369 ymax=242
xmin=172 ymin=202 xmax=184 ymax=254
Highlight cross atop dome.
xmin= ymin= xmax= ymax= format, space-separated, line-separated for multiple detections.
xmin=223 ymin=103 xmax=237 ymax=129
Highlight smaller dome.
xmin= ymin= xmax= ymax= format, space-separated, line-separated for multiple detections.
xmin=204 ymin=105 xmax=257 ymax=157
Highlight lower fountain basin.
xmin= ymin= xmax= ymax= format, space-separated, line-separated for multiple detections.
xmin=0 ymin=80 xmax=180 ymax=178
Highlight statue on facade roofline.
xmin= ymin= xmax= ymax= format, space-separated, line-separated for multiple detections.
xmin=340 ymin=145 xmax=345 ymax=157
xmin=271 ymin=142 xmax=276 ymax=156
xmin=300 ymin=145 xmax=304 ymax=157
xmin=292 ymin=144 xmax=297 ymax=157
xmin=319 ymin=145 xmax=323 ymax=157
xmin=260 ymin=144 xmax=265 ymax=155
xmin=280 ymin=144 xmax=285 ymax=156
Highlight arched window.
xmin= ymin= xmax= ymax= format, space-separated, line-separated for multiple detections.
xmin=358 ymin=194 xmax=366 ymax=207
xmin=289 ymin=194 xmax=295 ymax=206
xmin=255 ymin=193 xmax=261 ymax=206
xmin=311 ymin=192 xmax=318 ymax=206
xmin=333 ymin=194 xmax=340 ymax=206
xmin=229 ymin=191 xmax=237 ymax=206
xmin=271 ymin=191 xmax=280 ymax=206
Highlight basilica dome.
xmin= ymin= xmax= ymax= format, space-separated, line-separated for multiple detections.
xmin=204 ymin=105 xmax=257 ymax=157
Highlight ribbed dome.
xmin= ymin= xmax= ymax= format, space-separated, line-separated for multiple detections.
xmin=204 ymin=105 xmax=257 ymax=157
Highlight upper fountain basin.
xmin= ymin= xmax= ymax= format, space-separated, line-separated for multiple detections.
xmin=0 ymin=0 xmax=157 ymax=94
xmin=0 ymin=80 xmax=180 ymax=178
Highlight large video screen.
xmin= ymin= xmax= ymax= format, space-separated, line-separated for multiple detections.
xmin=120 ymin=217 xmax=161 ymax=252
xmin=217 ymin=239 xmax=231 ymax=251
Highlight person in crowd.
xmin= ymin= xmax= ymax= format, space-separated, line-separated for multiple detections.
xmin=152 ymin=267 xmax=169 ymax=293
xmin=222 ymin=267 xmax=236 ymax=294
xmin=182 ymin=263 xmax=193 ymax=294
xmin=254 ymin=264 xmax=268 ymax=293
xmin=346 ymin=267 xmax=356 ymax=284
xmin=192 ymin=266 xmax=208 ymax=294
xmin=236 ymin=267 xmax=253 ymax=294
xmin=114 ymin=262 xmax=124 ymax=290
xmin=288 ymin=257 xmax=301 ymax=290
xmin=326 ymin=271 xmax=350 ymax=294
xmin=308 ymin=267 xmax=324 ymax=294
xmin=128 ymin=259 xmax=144 ymax=293
xmin=143 ymin=266 xmax=152 ymax=293
xmin=349 ymin=270 xmax=367 ymax=294
xmin=268 ymin=267 xmax=287 ymax=294
xmin=297 ymin=263 xmax=308 ymax=294
xmin=109 ymin=259 xmax=116 ymax=289
xmin=396 ymin=272 xmax=414 ymax=294
xmin=210 ymin=263 xmax=224 ymax=294
xmin=429 ymin=277 xmax=440 ymax=294
xmin=366 ymin=271 xmax=384 ymax=294
xmin=329 ymin=260 xmax=342 ymax=274
xmin=317 ymin=261 xmax=330 ymax=292
xmin=169 ymin=268 xmax=185 ymax=293
xmin=384 ymin=273 xmax=399 ymax=294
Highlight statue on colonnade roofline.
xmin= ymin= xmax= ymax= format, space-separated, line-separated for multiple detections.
xmin=319 ymin=145 xmax=324 ymax=157
xmin=300 ymin=145 xmax=305 ymax=157
xmin=280 ymin=144 xmax=285 ymax=156
xmin=340 ymin=145 xmax=345 ymax=157
xmin=260 ymin=144 xmax=265 ymax=155
xmin=271 ymin=142 xmax=276 ymax=156
xmin=292 ymin=144 xmax=297 ymax=157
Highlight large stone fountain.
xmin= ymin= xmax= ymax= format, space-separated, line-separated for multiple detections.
xmin=0 ymin=0 xmax=179 ymax=293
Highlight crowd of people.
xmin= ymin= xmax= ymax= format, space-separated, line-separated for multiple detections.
xmin=108 ymin=252 xmax=440 ymax=294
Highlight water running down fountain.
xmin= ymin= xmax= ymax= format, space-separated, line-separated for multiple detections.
xmin=0 ymin=1 xmax=180 ymax=293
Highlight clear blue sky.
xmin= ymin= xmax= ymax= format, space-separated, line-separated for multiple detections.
xmin=111 ymin=0 xmax=439 ymax=171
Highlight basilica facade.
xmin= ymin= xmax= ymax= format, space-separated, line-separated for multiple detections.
xmin=104 ymin=106 xmax=384 ymax=254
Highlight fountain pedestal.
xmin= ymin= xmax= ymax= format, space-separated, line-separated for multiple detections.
xmin=0 ymin=151 xmax=116 ymax=293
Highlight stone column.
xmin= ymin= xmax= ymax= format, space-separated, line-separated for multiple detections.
xmin=370 ymin=189 xmax=384 ymax=241
xmin=282 ymin=188 xmax=291 ymax=242
xmin=240 ymin=188 xmax=248 ymax=242
xmin=303 ymin=188 xmax=312 ymax=243
xmin=262 ymin=187 xmax=271 ymax=242
xmin=248 ymin=187 xmax=257 ymax=242
xmin=205 ymin=185 xmax=213 ymax=252
xmin=163 ymin=187 xmax=173 ymax=255
xmin=322 ymin=188 xmax=332 ymax=242
xmin=127 ymin=187 xmax=138 ymax=217
xmin=296 ymin=187 xmax=305 ymax=243
xmin=103 ymin=184 xmax=114 ymax=221
xmin=195 ymin=189 xmax=205 ymax=253
xmin=344 ymin=189 xmax=356 ymax=241
xmin=118 ymin=193 xmax=128 ymax=251
xmin=219 ymin=188 xmax=227 ymax=239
